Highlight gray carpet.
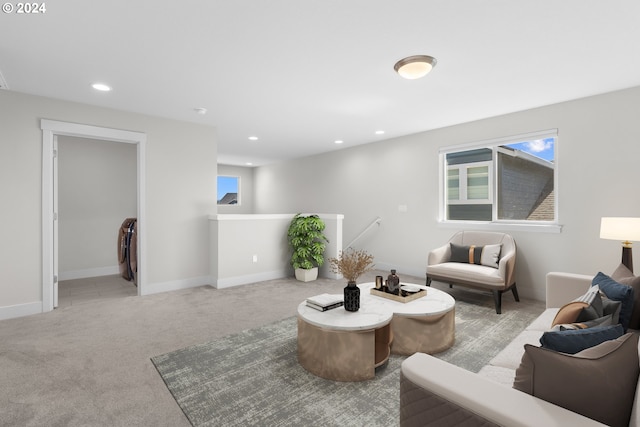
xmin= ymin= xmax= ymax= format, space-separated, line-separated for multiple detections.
xmin=151 ymin=290 xmax=544 ymax=427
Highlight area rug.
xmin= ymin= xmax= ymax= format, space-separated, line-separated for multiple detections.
xmin=151 ymin=295 xmax=543 ymax=427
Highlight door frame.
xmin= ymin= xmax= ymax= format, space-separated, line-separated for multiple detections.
xmin=41 ymin=119 xmax=147 ymax=312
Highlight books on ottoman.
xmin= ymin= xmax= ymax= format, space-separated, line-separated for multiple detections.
xmin=306 ymin=293 xmax=344 ymax=311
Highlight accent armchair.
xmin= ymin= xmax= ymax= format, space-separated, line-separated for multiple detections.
xmin=426 ymin=231 xmax=517 ymax=314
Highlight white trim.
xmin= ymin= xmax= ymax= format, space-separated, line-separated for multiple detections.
xmin=209 ymin=213 xmax=345 ymax=221
xmin=375 ymin=262 xmax=426 ymax=280
xmin=439 ymin=129 xmax=558 ymax=154
xmin=213 ymin=269 xmax=290 ymax=288
xmin=140 ymin=276 xmax=212 ymax=296
xmin=58 ymin=266 xmax=120 ymax=281
xmin=0 ymin=301 xmax=43 ymax=321
xmin=438 ymin=220 xmax=562 ymax=234
xmin=41 ymin=119 xmax=147 ymax=313
xmin=440 ymin=129 xmax=559 ymax=228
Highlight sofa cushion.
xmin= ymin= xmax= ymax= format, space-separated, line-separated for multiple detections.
xmin=450 ymin=243 xmax=501 ymax=268
xmin=513 ymin=333 xmax=640 ymax=427
xmin=556 ymin=314 xmax=613 ymax=330
xmin=539 ymin=324 xmax=624 ymax=354
xmin=611 ymin=263 xmax=640 ymax=329
xmin=592 ymin=272 xmax=634 ymax=331
xmin=551 ymin=285 xmax=600 ymax=327
xmin=602 ymin=296 xmax=622 ymax=324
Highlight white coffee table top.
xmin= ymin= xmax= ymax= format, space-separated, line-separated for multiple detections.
xmin=297 ymin=301 xmax=393 ymax=331
xmin=360 ymin=282 xmax=455 ymax=317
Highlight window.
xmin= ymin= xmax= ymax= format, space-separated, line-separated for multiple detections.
xmin=217 ymin=176 xmax=240 ymax=205
xmin=441 ymin=130 xmax=557 ymax=224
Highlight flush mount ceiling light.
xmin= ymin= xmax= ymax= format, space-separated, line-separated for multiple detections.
xmin=194 ymin=107 xmax=207 ymax=115
xmin=248 ymin=136 xmax=258 ymax=141
xmin=394 ymin=55 xmax=437 ymax=79
xmin=91 ymin=82 xmax=112 ymax=92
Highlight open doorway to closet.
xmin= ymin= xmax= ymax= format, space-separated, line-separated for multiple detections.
xmin=56 ymin=136 xmax=138 ymax=307
xmin=41 ymin=120 xmax=147 ymax=312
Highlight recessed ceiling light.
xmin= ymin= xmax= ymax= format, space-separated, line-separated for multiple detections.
xmin=375 ymin=130 xmax=385 ymax=135
xmin=194 ymin=107 xmax=207 ymax=115
xmin=334 ymin=140 xmax=344 ymax=144
xmin=91 ymin=83 xmax=112 ymax=92
xmin=245 ymin=162 xmax=253 ymax=166
xmin=248 ymin=136 xmax=258 ymax=141
xmin=394 ymin=55 xmax=437 ymax=79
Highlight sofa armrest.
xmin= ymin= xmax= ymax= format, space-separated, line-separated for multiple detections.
xmin=400 ymin=353 xmax=606 ymax=427
xmin=546 ymin=272 xmax=593 ymax=308
xmin=427 ymin=243 xmax=450 ymax=266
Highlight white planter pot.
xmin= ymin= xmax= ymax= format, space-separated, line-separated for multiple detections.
xmin=295 ymin=267 xmax=318 ymax=282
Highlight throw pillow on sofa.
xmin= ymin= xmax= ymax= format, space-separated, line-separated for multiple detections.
xmin=611 ymin=262 xmax=640 ymax=329
xmin=551 ymin=285 xmax=601 ymax=327
xmin=539 ymin=324 xmax=624 ymax=354
xmin=449 ymin=243 xmax=501 ymax=268
xmin=555 ymin=314 xmax=613 ymax=330
xmin=592 ymin=272 xmax=634 ymax=331
xmin=513 ymin=333 xmax=639 ymax=427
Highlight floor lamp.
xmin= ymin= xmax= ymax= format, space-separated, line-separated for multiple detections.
xmin=600 ymin=217 xmax=640 ymax=273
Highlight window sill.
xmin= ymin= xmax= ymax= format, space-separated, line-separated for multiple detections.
xmin=438 ymin=220 xmax=562 ymax=234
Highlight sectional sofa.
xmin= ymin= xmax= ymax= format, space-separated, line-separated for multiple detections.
xmin=400 ymin=270 xmax=640 ymax=426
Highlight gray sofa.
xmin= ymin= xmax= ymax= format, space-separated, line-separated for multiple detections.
xmin=426 ymin=231 xmax=517 ymax=314
xmin=400 ymin=272 xmax=640 ymax=427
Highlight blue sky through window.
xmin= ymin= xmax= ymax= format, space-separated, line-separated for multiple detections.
xmin=506 ymin=138 xmax=555 ymax=162
xmin=217 ymin=176 xmax=238 ymax=201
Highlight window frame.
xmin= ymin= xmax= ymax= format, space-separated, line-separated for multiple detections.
xmin=217 ymin=175 xmax=241 ymax=206
xmin=447 ymin=160 xmax=493 ymax=205
xmin=438 ymin=129 xmax=561 ymax=233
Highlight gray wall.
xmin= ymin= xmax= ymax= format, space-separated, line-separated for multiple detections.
xmin=254 ymin=86 xmax=640 ymax=300
xmin=58 ymin=136 xmax=137 ymax=278
xmin=217 ymin=164 xmax=255 ymax=214
xmin=0 ymin=90 xmax=217 ymax=314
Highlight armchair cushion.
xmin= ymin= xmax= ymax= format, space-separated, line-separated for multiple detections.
xmin=450 ymin=243 xmax=501 ymax=268
xmin=513 ymin=333 xmax=639 ymax=427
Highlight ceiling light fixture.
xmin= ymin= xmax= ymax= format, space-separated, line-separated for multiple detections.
xmin=194 ymin=107 xmax=207 ymax=115
xmin=91 ymin=83 xmax=112 ymax=92
xmin=334 ymin=140 xmax=344 ymax=144
xmin=394 ymin=55 xmax=437 ymax=79
xmin=248 ymin=136 xmax=258 ymax=141
xmin=375 ymin=130 xmax=385 ymax=135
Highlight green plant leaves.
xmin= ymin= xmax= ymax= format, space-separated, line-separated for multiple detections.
xmin=287 ymin=214 xmax=329 ymax=270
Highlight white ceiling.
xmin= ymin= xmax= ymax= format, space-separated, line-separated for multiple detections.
xmin=3 ymin=1 xmax=640 ymax=166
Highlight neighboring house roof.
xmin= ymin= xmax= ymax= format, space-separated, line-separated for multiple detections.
xmin=527 ymin=190 xmax=555 ymax=221
xmin=218 ymin=193 xmax=238 ymax=205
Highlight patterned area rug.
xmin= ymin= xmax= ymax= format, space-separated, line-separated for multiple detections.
xmin=151 ymin=293 xmax=543 ymax=426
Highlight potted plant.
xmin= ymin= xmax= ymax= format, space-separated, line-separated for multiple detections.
xmin=287 ymin=213 xmax=329 ymax=282
xmin=329 ymin=248 xmax=375 ymax=311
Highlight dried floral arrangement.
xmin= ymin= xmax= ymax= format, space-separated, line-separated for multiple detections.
xmin=329 ymin=248 xmax=375 ymax=283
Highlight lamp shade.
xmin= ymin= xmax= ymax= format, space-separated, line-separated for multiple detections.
xmin=600 ymin=217 xmax=640 ymax=243
xmin=394 ymin=55 xmax=437 ymax=79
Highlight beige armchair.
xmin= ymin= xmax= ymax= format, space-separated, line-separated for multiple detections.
xmin=426 ymin=231 xmax=517 ymax=314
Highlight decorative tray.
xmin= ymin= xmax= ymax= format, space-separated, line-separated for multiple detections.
xmin=370 ymin=287 xmax=427 ymax=303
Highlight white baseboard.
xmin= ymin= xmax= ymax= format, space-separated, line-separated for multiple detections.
xmin=213 ymin=269 xmax=289 ymax=289
xmin=0 ymin=301 xmax=43 ymax=321
xmin=375 ymin=262 xmax=425 ymax=281
xmin=140 ymin=276 xmax=212 ymax=296
xmin=59 ymin=265 xmax=120 ymax=281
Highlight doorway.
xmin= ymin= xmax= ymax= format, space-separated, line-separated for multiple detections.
xmin=56 ymin=136 xmax=138 ymax=307
xmin=41 ymin=120 xmax=147 ymax=312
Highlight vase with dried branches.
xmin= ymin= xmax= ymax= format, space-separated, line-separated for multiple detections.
xmin=329 ymin=248 xmax=375 ymax=311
